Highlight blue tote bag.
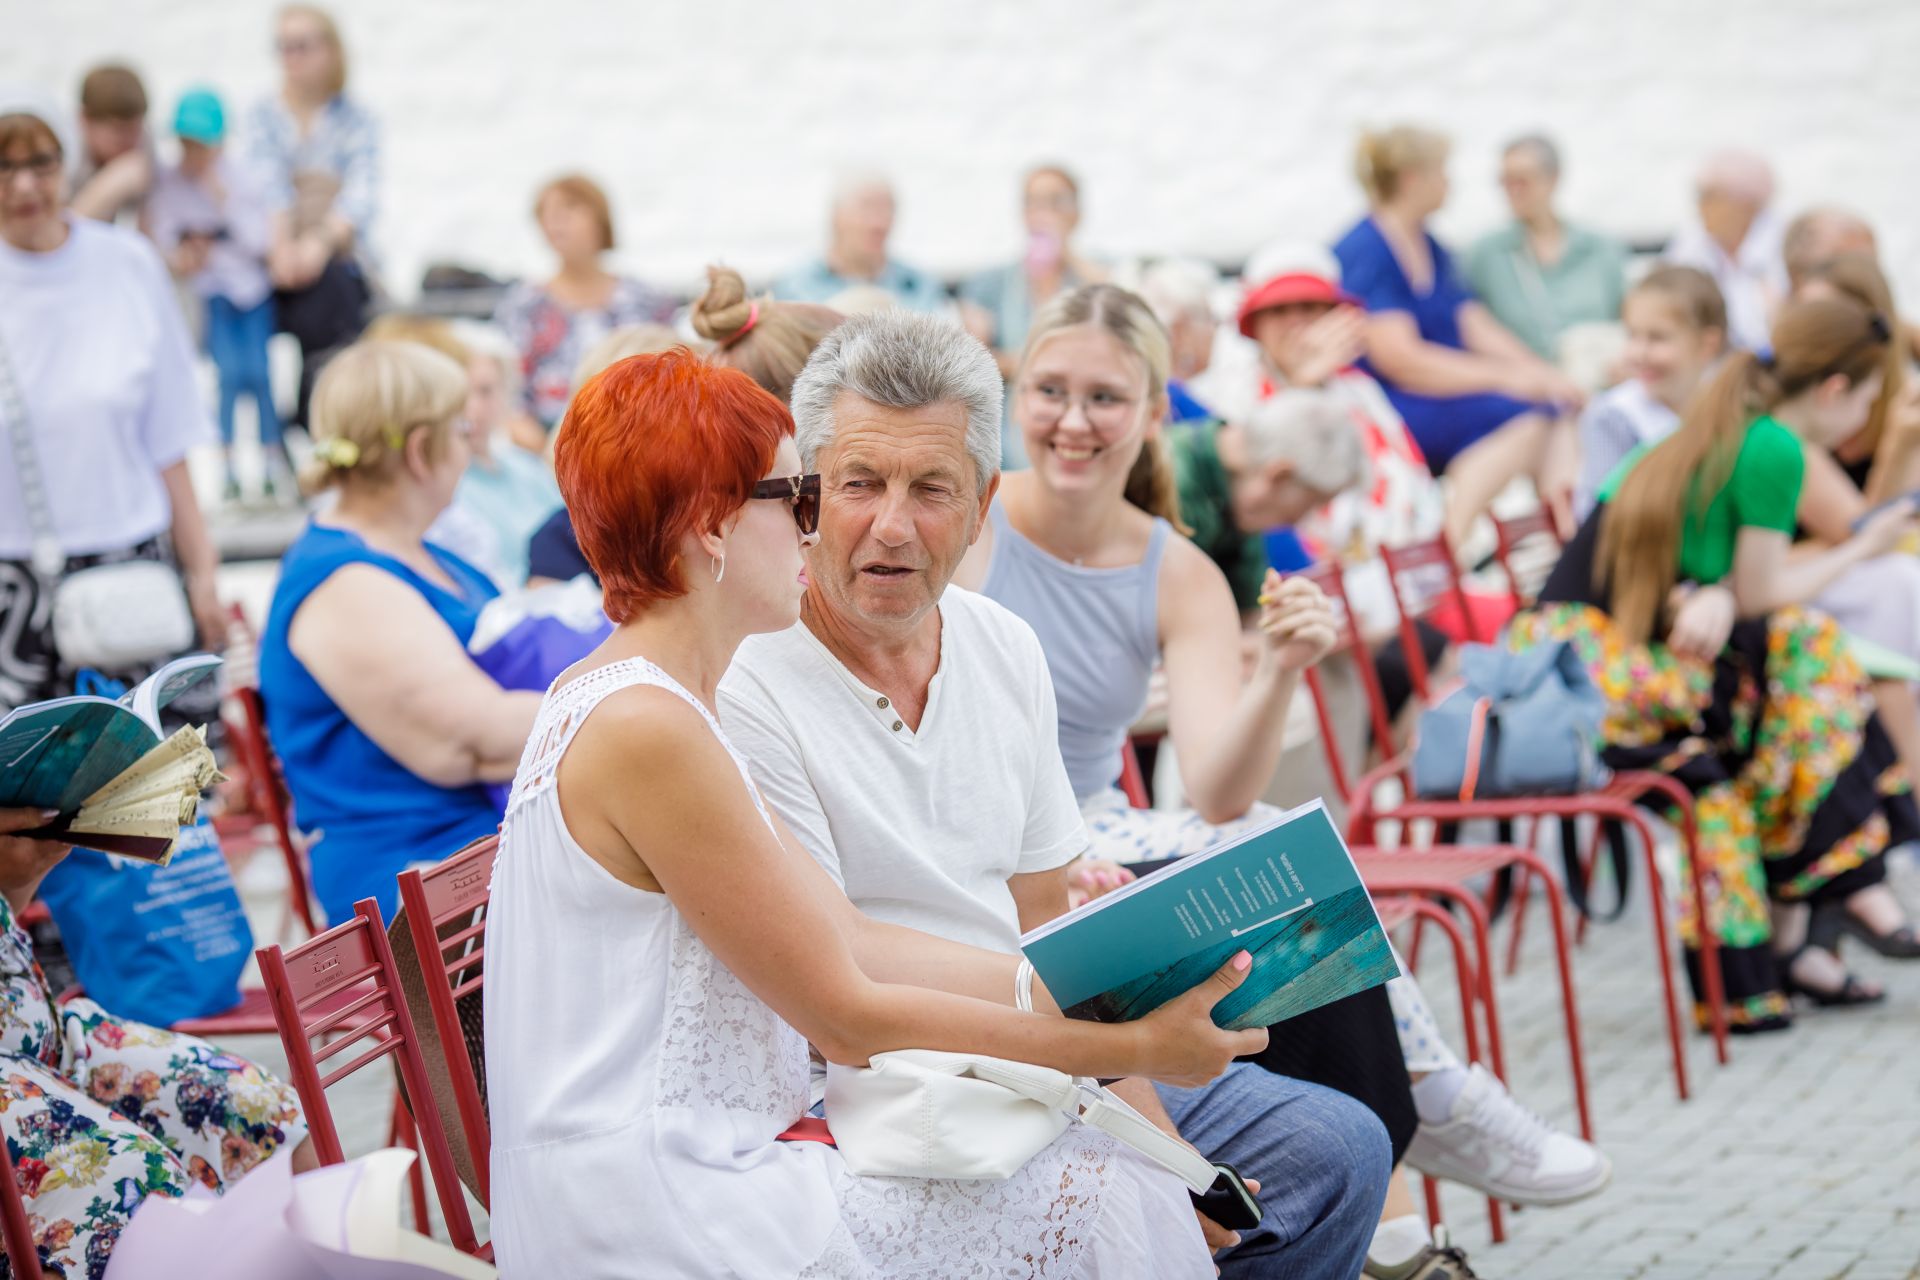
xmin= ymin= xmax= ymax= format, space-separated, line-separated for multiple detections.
xmin=36 ymin=812 xmax=253 ymax=1026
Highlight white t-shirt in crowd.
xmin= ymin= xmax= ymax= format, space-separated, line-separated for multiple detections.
xmin=0 ymin=216 xmax=214 ymax=559
xmin=719 ymin=586 xmax=1087 ymax=956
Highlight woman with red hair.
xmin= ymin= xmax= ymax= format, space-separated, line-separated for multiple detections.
xmin=482 ymin=348 xmax=1245 ymax=1277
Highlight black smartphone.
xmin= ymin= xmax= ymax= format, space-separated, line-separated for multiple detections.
xmin=1190 ymin=1161 xmax=1262 ymax=1232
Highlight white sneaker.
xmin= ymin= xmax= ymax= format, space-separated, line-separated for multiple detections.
xmin=1404 ymin=1065 xmax=1611 ymax=1206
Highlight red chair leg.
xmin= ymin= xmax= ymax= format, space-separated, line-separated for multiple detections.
xmin=1616 ymin=807 xmax=1690 ymax=1101
xmin=1422 ymin=1174 xmax=1444 ymax=1234
xmin=1512 ymin=854 xmax=1595 ymax=1141
xmin=1407 ymin=899 xmax=1504 ymax=1245
xmin=388 ymin=1097 xmax=432 ymax=1235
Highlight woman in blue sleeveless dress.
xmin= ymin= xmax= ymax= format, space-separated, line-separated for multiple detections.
xmin=260 ymin=340 xmax=541 ymax=924
xmin=1333 ymin=125 xmax=1585 ymax=551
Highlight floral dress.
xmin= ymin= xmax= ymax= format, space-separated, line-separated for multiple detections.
xmin=492 ymin=277 xmax=676 ymax=429
xmin=0 ymin=895 xmax=306 ymax=1279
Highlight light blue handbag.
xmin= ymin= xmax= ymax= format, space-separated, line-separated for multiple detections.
xmin=1410 ymin=641 xmax=1609 ymax=800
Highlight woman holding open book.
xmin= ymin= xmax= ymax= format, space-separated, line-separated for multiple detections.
xmin=0 ymin=808 xmax=311 ymax=1276
xmin=482 ymin=349 xmax=1256 ymax=1277
xmin=953 ymin=283 xmax=1611 ymax=1276
xmin=259 ymin=340 xmax=541 ymax=925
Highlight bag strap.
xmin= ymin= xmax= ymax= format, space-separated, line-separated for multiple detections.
xmin=1458 ymin=697 xmax=1494 ymax=802
xmin=1071 ymin=1083 xmax=1219 ymax=1194
xmin=0 ymin=331 xmax=63 ymax=584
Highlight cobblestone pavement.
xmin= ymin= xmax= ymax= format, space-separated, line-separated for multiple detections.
xmin=215 ymin=843 xmax=1920 ymax=1278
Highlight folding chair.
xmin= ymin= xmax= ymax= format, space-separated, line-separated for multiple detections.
xmin=1283 ymin=560 xmax=1594 ymax=1137
xmin=394 ymin=835 xmax=498 ymax=1210
xmin=257 ymin=899 xmax=488 ymax=1259
xmin=1489 ymin=508 xmax=1565 ymax=613
xmin=1360 ymin=534 xmax=1729 ymax=1101
xmin=0 ymin=1137 xmax=44 ymax=1280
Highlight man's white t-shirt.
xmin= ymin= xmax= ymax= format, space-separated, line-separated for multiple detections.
xmin=719 ymin=586 xmax=1086 ymax=955
xmin=0 ymin=216 xmax=214 ymax=558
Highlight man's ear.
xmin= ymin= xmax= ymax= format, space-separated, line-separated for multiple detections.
xmin=969 ymin=471 xmax=1001 ymax=547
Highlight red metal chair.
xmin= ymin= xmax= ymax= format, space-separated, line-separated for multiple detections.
xmin=257 ymin=899 xmax=488 ymax=1259
xmin=1281 ymin=561 xmax=1594 ymax=1138
xmin=0 ymin=1136 xmax=44 ymax=1280
xmin=224 ymin=681 xmax=323 ymax=942
xmin=395 ymin=835 xmax=498 ymax=1210
xmin=1358 ymin=535 xmax=1730 ymax=1100
xmin=1118 ymin=741 xmax=1152 ymax=809
xmin=1490 ymin=508 xmax=1565 ymax=613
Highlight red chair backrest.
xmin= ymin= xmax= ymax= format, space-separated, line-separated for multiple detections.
xmin=1118 ymin=741 xmax=1151 ymax=809
xmin=257 ymin=899 xmax=483 ymax=1256
xmin=396 ymin=835 xmax=497 ymax=1208
xmin=1282 ymin=560 xmax=1397 ymax=802
xmin=0 ymin=1138 xmax=43 ymax=1280
xmin=227 ymin=682 xmax=322 ymax=939
xmin=1380 ymin=534 xmax=1484 ymax=699
xmin=1491 ymin=509 xmax=1564 ymax=611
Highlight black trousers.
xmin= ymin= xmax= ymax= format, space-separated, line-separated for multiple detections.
xmin=1243 ymin=981 xmax=1418 ymax=1166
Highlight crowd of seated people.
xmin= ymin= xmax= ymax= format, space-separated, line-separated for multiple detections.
xmin=10 ymin=12 xmax=1920 ymax=1273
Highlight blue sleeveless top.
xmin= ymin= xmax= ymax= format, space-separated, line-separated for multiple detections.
xmin=980 ymin=499 xmax=1171 ymax=800
xmin=259 ymin=522 xmax=503 ymax=925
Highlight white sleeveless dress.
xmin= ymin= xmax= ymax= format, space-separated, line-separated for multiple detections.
xmin=483 ymin=658 xmax=1213 ymax=1278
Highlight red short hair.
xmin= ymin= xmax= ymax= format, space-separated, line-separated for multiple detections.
xmin=556 ymin=348 xmax=793 ymax=622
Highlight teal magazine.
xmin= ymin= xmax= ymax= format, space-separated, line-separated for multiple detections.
xmin=1021 ymin=800 xmax=1400 ymax=1031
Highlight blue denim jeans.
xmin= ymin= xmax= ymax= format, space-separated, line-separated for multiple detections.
xmin=1160 ymin=1063 xmax=1392 ymax=1280
xmin=205 ymin=294 xmax=281 ymax=448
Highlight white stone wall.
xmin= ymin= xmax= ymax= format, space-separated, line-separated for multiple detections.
xmin=12 ymin=0 xmax=1920 ymax=304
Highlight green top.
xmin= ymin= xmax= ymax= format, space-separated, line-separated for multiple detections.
xmin=1461 ymin=221 xmax=1629 ymax=360
xmin=1168 ymin=422 xmax=1268 ymax=612
xmin=1598 ymin=415 xmax=1805 ymax=585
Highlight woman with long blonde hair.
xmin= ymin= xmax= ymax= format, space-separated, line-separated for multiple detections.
xmin=1518 ymin=292 xmax=1920 ymax=1033
xmin=956 ymin=283 xmax=1611 ymax=1277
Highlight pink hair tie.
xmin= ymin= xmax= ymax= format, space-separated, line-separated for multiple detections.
xmin=724 ymin=302 xmax=761 ymax=347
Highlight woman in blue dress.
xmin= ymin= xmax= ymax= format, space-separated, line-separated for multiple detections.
xmin=260 ymin=340 xmax=541 ymax=924
xmin=1334 ymin=125 xmax=1584 ymax=549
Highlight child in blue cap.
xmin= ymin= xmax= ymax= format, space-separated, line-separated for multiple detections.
xmin=146 ymin=87 xmax=287 ymax=500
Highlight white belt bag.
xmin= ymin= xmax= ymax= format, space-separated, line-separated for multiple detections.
xmin=825 ymin=1049 xmax=1218 ymax=1193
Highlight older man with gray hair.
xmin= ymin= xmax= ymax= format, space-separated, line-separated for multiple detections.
xmin=1663 ymin=148 xmax=1787 ymax=352
xmin=775 ymin=173 xmax=947 ymax=314
xmin=720 ymin=309 xmax=1392 ymax=1278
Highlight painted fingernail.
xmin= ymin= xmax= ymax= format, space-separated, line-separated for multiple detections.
xmin=1233 ymin=951 xmax=1252 ymax=971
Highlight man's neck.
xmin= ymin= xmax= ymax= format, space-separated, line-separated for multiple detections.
xmin=825 ymin=243 xmax=883 ymax=283
xmin=801 ymin=592 xmax=941 ymax=729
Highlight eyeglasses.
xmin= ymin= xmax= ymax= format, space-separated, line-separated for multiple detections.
xmin=751 ymin=472 xmax=821 ymax=535
xmin=0 ymin=153 xmax=61 ymax=181
xmin=1021 ymin=380 xmax=1139 ymax=424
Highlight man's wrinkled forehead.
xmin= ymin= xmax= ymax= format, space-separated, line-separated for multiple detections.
xmin=820 ymin=394 xmax=973 ymax=487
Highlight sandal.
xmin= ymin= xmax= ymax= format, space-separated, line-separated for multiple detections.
xmin=1829 ymin=906 xmax=1920 ymax=959
xmin=1779 ymin=944 xmax=1887 ymax=1008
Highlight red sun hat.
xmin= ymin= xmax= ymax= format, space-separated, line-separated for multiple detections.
xmin=1236 ymin=243 xmax=1359 ymax=338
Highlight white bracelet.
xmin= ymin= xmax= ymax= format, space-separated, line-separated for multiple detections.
xmin=1015 ymin=958 xmax=1036 ymax=1013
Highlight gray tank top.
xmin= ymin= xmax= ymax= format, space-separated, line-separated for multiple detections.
xmin=981 ymin=498 xmax=1171 ymax=800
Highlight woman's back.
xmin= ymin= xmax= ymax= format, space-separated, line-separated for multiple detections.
xmin=259 ymin=522 xmax=501 ymax=922
xmin=981 ymin=497 xmax=1170 ymax=800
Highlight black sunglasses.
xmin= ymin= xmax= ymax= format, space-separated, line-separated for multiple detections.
xmin=750 ymin=472 xmax=820 ymax=535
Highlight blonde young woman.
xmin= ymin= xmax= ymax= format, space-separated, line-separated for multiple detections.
xmin=259 ymin=341 xmax=541 ymax=924
xmin=954 ymin=283 xmax=1609 ymax=1277
xmin=1334 ymin=125 xmax=1584 ymax=547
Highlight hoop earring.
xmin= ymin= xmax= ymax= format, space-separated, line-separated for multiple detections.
xmin=712 ymin=554 xmax=726 ymax=584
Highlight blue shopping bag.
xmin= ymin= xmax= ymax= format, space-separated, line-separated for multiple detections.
xmin=36 ymin=812 xmax=253 ymax=1026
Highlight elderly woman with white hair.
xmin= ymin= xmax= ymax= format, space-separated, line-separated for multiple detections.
xmin=1662 ymin=149 xmax=1787 ymax=353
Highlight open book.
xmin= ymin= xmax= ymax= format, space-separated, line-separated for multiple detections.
xmin=0 ymin=654 xmax=224 ymax=863
xmin=1021 ymin=800 xmax=1400 ymax=1031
